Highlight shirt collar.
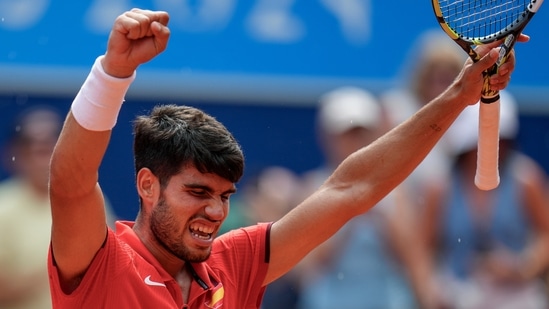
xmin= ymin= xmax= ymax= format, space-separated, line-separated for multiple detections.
xmin=115 ymin=221 xmax=221 ymax=290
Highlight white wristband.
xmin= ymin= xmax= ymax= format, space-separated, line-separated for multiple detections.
xmin=71 ymin=56 xmax=136 ymax=131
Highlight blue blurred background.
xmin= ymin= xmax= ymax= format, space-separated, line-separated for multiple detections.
xmin=1 ymin=0 xmax=548 ymax=220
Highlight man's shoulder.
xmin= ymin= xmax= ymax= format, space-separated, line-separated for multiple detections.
xmin=210 ymin=222 xmax=271 ymax=259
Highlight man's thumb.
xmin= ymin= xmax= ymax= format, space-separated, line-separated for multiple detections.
xmin=476 ymin=48 xmax=499 ymax=73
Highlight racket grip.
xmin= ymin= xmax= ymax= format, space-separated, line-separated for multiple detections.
xmin=475 ymin=99 xmax=501 ymax=190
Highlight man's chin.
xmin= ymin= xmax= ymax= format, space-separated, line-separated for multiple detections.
xmin=184 ymin=248 xmax=211 ymax=263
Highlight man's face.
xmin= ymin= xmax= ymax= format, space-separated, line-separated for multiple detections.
xmin=14 ymin=111 xmax=61 ymax=192
xmin=149 ymin=165 xmax=236 ymax=262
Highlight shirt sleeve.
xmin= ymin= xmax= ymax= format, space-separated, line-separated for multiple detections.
xmin=210 ymin=222 xmax=272 ymax=306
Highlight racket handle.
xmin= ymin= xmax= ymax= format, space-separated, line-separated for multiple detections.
xmin=475 ymin=99 xmax=500 ymax=190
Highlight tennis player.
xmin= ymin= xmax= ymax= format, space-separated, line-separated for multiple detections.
xmin=47 ymin=8 xmax=524 ymax=309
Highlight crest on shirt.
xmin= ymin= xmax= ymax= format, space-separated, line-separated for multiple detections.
xmin=205 ymin=283 xmax=224 ymax=309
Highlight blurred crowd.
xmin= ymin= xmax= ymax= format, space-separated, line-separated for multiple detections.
xmin=2 ymin=30 xmax=549 ymax=309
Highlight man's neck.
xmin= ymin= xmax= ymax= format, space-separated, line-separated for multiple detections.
xmin=133 ymin=219 xmax=187 ymax=277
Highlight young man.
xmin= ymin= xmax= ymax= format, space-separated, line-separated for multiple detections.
xmin=48 ymin=8 xmax=523 ymax=309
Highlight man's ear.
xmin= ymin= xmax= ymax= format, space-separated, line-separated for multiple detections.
xmin=136 ymin=168 xmax=160 ymax=207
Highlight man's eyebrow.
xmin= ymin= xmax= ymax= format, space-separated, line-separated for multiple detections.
xmin=224 ymin=187 xmax=237 ymax=195
xmin=184 ymin=183 xmax=212 ymax=191
xmin=184 ymin=183 xmax=237 ymax=195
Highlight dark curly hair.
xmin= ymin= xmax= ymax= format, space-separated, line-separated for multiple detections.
xmin=133 ymin=104 xmax=244 ymax=189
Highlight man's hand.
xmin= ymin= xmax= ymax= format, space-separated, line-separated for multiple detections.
xmin=453 ymin=34 xmax=529 ymax=105
xmin=102 ymin=9 xmax=171 ymax=78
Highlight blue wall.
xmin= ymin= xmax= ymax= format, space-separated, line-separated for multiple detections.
xmin=1 ymin=96 xmax=549 ymax=221
xmin=2 ymin=1 xmax=548 ymax=105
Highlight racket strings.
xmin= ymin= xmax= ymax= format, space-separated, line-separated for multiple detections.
xmin=439 ymin=0 xmax=529 ymax=39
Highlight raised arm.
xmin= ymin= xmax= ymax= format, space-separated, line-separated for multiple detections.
xmin=49 ymin=9 xmax=170 ymax=291
xmin=265 ymin=41 xmax=522 ymax=285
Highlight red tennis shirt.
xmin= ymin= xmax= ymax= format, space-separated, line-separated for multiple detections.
xmin=48 ymin=221 xmax=271 ymax=308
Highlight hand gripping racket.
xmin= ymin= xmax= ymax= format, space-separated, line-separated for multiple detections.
xmin=431 ymin=0 xmax=543 ymax=190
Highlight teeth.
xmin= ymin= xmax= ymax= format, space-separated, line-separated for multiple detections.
xmin=191 ymin=232 xmax=211 ymax=240
xmin=190 ymin=224 xmax=214 ymax=237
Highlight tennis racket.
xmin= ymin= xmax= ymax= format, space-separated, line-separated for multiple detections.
xmin=431 ymin=0 xmax=543 ymax=190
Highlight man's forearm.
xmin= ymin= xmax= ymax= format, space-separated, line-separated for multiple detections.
xmin=331 ymin=85 xmax=466 ymax=208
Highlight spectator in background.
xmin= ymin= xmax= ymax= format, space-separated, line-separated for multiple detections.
xmin=380 ymin=30 xmax=467 ymax=191
xmin=0 ymin=106 xmax=60 ymax=309
xmin=295 ymin=87 xmax=431 ymax=309
xmin=238 ymin=166 xmax=302 ymax=233
xmin=420 ymin=91 xmax=549 ymax=309
xmin=0 ymin=105 xmax=117 ymax=309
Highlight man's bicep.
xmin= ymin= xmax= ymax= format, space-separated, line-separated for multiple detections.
xmin=263 ymin=190 xmax=352 ymax=285
xmin=49 ymin=112 xmax=113 ymax=286
xmin=50 ymin=184 xmax=108 ymax=289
